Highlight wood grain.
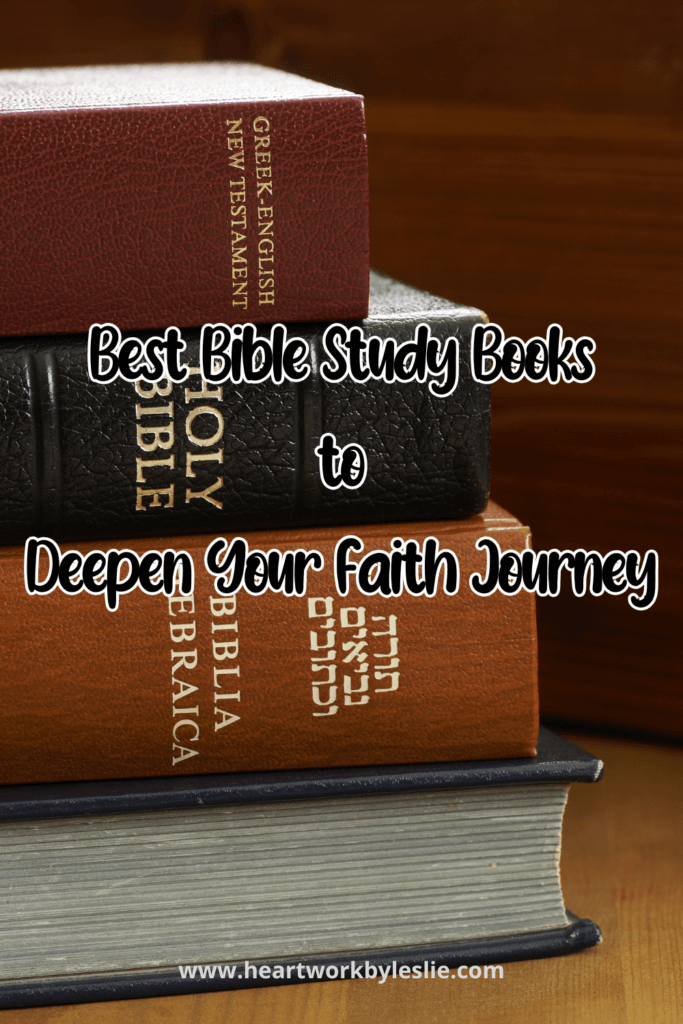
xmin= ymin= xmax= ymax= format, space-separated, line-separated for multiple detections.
xmin=269 ymin=0 xmax=683 ymax=116
xmin=3 ymin=735 xmax=681 ymax=1023
xmin=365 ymin=101 xmax=683 ymax=735
xmin=2 ymin=0 xmax=682 ymax=118
xmin=0 ymin=0 xmax=205 ymax=68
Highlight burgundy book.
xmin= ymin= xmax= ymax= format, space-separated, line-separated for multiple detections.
xmin=0 ymin=63 xmax=369 ymax=336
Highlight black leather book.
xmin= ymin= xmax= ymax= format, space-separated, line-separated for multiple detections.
xmin=0 ymin=731 xmax=602 ymax=1009
xmin=0 ymin=272 xmax=489 ymax=544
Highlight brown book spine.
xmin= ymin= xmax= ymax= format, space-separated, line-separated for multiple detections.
xmin=1 ymin=502 xmax=537 ymax=785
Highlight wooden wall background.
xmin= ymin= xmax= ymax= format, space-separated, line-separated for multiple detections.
xmin=2 ymin=0 xmax=681 ymax=738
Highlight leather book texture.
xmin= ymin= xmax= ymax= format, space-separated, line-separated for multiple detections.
xmin=0 ymin=62 xmax=369 ymax=336
xmin=0 ymin=272 xmax=490 ymax=545
xmin=0 ymin=502 xmax=538 ymax=784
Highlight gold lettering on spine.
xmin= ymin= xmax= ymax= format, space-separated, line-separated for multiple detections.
xmin=185 ymin=407 xmax=224 ymax=448
xmin=211 ymin=594 xmax=241 ymax=730
xmin=224 ymin=113 xmax=276 ymax=309
xmin=185 ymin=450 xmax=223 ymax=478
xmin=253 ymin=116 xmax=275 ymax=306
xmin=183 ymin=377 xmax=225 ymax=508
xmin=168 ymin=592 xmax=199 ymax=765
xmin=135 ymin=397 xmax=175 ymax=509
xmin=135 ymin=485 xmax=174 ymax=511
xmin=307 ymin=601 xmax=401 ymax=719
xmin=229 ymin=160 xmax=249 ymax=307
xmin=131 ymin=367 xmax=226 ymax=513
xmin=308 ymin=597 xmax=338 ymax=716
xmin=371 ymin=614 xmax=400 ymax=692
xmin=226 ymin=114 xmax=247 ymax=306
xmin=136 ymin=455 xmax=175 ymax=482
xmin=226 ymin=117 xmax=245 ymax=169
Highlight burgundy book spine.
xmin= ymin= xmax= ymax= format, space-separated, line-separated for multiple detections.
xmin=0 ymin=95 xmax=368 ymax=335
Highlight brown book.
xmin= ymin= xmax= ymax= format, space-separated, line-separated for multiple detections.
xmin=1 ymin=502 xmax=537 ymax=785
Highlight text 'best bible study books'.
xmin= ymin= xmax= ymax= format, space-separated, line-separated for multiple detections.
xmin=0 ymin=57 xmax=604 ymax=1007
xmin=0 ymin=732 xmax=602 ymax=1009
xmin=0 ymin=62 xmax=369 ymax=336
xmin=0 ymin=272 xmax=490 ymax=544
xmin=1 ymin=503 xmax=537 ymax=785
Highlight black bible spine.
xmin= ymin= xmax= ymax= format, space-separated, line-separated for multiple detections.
xmin=0 ymin=273 xmax=489 ymax=544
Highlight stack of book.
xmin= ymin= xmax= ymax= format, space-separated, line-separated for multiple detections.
xmin=0 ymin=61 xmax=601 ymax=1009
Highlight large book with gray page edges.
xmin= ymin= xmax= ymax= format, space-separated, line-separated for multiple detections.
xmin=0 ymin=730 xmax=602 ymax=1009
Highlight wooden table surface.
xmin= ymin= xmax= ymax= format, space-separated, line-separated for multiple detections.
xmin=4 ymin=734 xmax=682 ymax=1024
